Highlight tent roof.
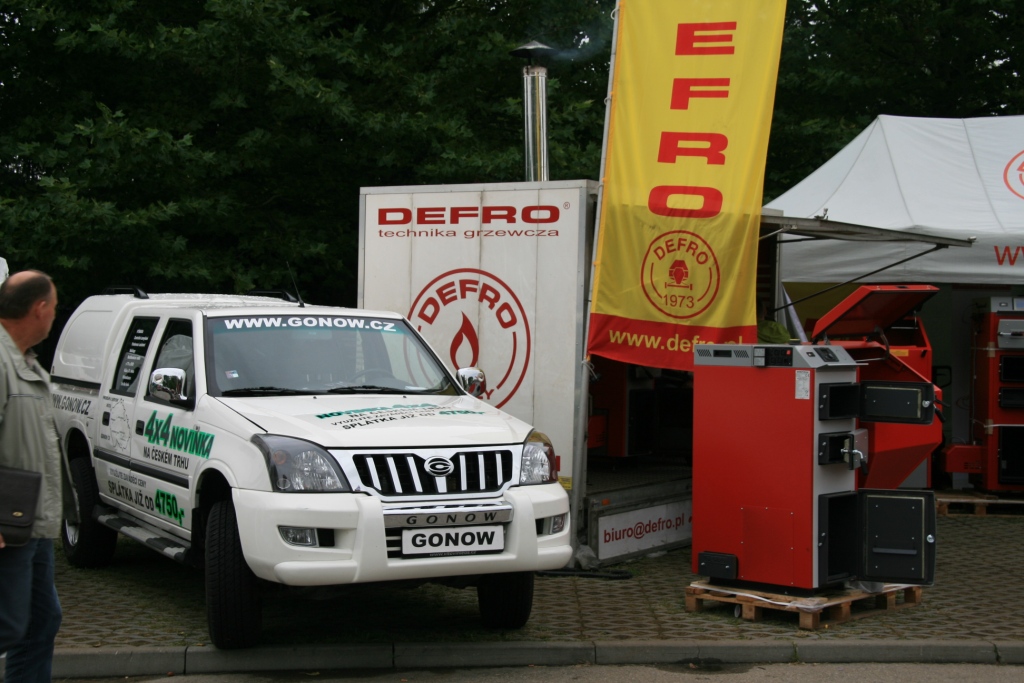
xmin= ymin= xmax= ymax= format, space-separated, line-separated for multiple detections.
xmin=766 ymin=115 xmax=1024 ymax=284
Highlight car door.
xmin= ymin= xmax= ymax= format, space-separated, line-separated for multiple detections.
xmin=96 ymin=315 xmax=161 ymax=514
xmin=129 ymin=315 xmax=206 ymax=538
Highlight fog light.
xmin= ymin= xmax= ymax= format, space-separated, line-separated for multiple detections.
xmin=279 ymin=526 xmax=318 ymax=547
xmin=550 ymin=513 xmax=567 ymax=534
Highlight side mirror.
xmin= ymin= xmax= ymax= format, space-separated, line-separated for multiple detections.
xmin=150 ymin=367 xmax=188 ymax=403
xmin=456 ymin=367 xmax=487 ymax=398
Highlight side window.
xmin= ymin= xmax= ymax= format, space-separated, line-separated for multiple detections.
xmin=147 ymin=320 xmax=195 ymax=404
xmin=111 ymin=317 xmax=159 ymax=397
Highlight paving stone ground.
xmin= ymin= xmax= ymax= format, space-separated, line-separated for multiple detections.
xmin=53 ymin=514 xmax=1024 ymax=649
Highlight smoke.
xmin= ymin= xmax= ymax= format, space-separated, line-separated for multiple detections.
xmin=523 ymin=4 xmax=615 ymax=65
xmin=551 ymin=31 xmax=609 ymax=63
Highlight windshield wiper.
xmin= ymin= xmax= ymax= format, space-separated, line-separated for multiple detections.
xmin=325 ymin=385 xmax=409 ymax=394
xmin=220 ymin=386 xmax=309 ymax=396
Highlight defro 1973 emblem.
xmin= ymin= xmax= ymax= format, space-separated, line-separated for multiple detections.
xmin=640 ymin=230 xmax=721 ymax=319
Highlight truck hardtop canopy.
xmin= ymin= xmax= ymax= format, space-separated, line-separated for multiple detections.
xmin=77 ymin=291 xmax=404 ymax=319
xmin=53 ymin=293 xmax=411 ymax=386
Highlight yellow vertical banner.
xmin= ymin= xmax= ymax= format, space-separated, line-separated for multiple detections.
xmin=587 ymin=0 xmax=786 ymax=370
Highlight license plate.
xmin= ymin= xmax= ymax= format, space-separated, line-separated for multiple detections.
xmin=401 ymin=525 xmax=504 ymax=557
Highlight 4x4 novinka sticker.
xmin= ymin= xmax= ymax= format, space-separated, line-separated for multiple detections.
xmin=409 ymin=269 xmax=531 ymax=408
xmin=144 ymin=411 xmax=215 ymax=458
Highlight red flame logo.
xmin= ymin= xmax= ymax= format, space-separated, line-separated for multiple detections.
xmin=450 ymin=313 xmax=479 ymax=368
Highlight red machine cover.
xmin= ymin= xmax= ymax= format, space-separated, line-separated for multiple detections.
xmin=811 ymin=285 xmax=938 ymax=341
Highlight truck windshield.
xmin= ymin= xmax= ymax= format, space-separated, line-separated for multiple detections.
xmin=206 ymin=315 xmax=457 ymax=397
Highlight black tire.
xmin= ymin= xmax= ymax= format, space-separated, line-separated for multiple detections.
xmin=62 ymin=456 xmax=118 ymax=567
xmin=205 ymin=499 xmax=262 ymax=649
xmin=477 ymin=571 xmax=535 ymax=629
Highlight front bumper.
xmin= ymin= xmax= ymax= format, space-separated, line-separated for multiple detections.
xmin=232 ymin=484 xmax=572 ymax=585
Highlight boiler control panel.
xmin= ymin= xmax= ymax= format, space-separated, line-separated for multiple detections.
xmin=694 ymin=344 xmax=856 ymax=370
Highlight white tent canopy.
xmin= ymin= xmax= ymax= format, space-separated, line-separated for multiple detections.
xmin=768 ymin=115 xmax=1024 ymax=284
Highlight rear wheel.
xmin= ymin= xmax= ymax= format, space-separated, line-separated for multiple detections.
xmin=62 ymin=456 xmax=117 ymax=567
xmin=477 ymin=571 xmax=534 ymax=629
xmin=205 ymin=499 xmax=262 ymax=649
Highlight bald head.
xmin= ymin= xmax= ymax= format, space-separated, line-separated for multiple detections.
xmin=0 ymin=271 xmax=54 ymax=320
xmin=0 ymin=270 xmax=58 ymax=353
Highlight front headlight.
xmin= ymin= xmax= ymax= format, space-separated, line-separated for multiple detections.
xmin=251 ymin=434 xmax=350 ymax=492
xmin=520 ymin=431 xmax=558 ymax=485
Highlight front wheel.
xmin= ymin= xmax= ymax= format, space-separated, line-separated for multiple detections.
xmin=62 ymin=456 xmax=117 ymax=567
xmin=205 ymin=499 xmax=262 ymax=649
xmin=477 ymin=571 xmax=534 ymax=629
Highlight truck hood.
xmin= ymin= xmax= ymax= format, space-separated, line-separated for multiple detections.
xmin=213 ymin=394 xmax=532 ymax=449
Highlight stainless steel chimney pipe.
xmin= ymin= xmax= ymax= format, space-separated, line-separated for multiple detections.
xmin=522 ymin=64 xmax=549 ymax=182
xmin=510 ymin=41 xmax=556 ymax=182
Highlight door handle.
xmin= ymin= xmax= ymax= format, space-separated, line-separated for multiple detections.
xmin=136 ymin=420 xmax=145 ymax=435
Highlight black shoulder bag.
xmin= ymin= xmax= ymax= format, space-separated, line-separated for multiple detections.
xmin=0 ymin=466 xmax=43 ymax=546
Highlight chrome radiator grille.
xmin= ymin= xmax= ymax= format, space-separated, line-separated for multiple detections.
xmin=352 ymin=450 xmax=514 ymax=496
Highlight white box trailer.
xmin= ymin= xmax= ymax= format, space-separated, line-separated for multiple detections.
xmin=358 ymin=180 xmax=694 ymax=565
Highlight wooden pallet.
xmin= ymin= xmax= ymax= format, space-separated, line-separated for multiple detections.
xmin=684 ymin=581 xmax=922 ymax=630
xmin=935 ymin=491 xmax=1024 ymax=516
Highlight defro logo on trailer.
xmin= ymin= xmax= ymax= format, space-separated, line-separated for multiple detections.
xmin=409 ymin=268 xmax=531 ymax=408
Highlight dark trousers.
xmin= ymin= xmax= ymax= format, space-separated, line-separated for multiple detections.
xmin=0 ymin=539 xmax=62 ymax=683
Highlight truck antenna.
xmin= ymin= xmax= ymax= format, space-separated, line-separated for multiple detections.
xmin=286 ymin=262 xmax=305 ymax=307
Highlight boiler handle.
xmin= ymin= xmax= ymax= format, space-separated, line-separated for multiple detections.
xmin=871 ymin=547 xmax=917 ymax=556
xmin=841 ymin=447 xmax=865 ymax=470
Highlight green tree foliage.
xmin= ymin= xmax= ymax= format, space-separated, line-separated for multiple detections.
xmin=766 ymin=0 xmax=1024 ymax=200
xmin=3 ymin=0 xmax=1022 ymax=309
xmin=0 ymin=0 xmax=612 ymax=306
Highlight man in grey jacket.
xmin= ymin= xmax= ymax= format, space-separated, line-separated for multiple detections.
xmin=0 ymin=270 xmax=66 ymax=683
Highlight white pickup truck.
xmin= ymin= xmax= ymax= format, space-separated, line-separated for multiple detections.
xmin=49 ymin=290 xmax=572 ymax=648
